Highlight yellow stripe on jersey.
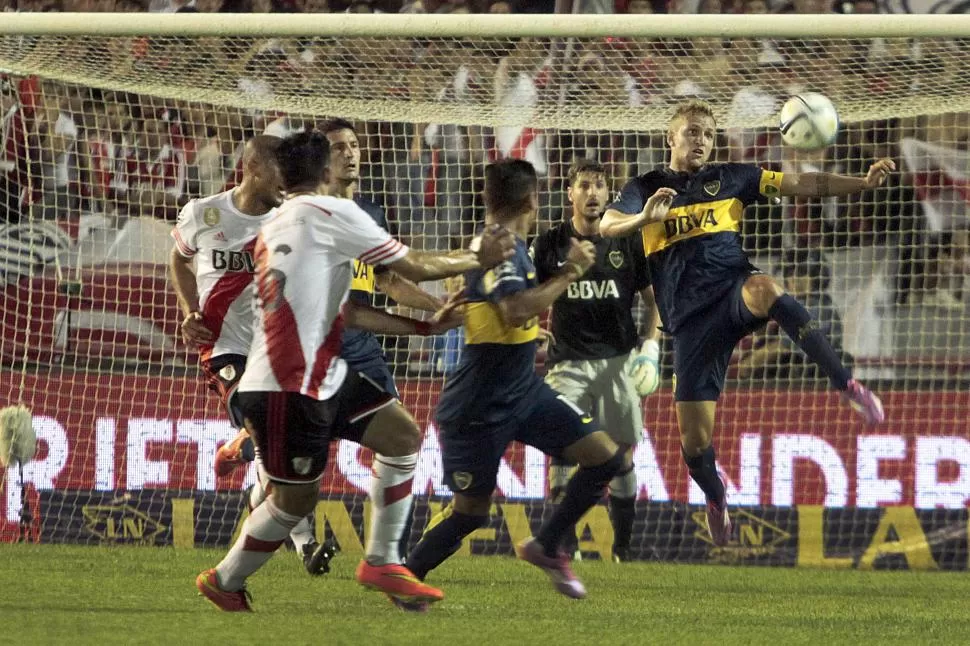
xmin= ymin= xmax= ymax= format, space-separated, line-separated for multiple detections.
xmin=641 ymin=198 xmax=744 ymax=256
xmin=759 ymin=169 xmax=784 ymax=198
xmin=464 ymin=302 xmax=539 ymax=345
xmin=351 ymin=259 xmax=376 ymax=294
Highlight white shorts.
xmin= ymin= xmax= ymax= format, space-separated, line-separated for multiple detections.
xmin=544 ymin=353 xmax=644 ymax=447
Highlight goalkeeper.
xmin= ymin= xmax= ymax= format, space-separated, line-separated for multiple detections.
xmin=530 ymin=159 xmax=661 ymax=563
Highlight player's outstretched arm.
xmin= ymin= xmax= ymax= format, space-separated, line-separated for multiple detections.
xmin=600 ymin=188 xmax=677 ymax=238
xmin=388 ymin=225 xmax=515 ymax=283
xmin=374 ymin=270 xmax=444 ymax=313
xmin=168 ymin=246 xmax=214 ymax=345
xmin=780 ymin=158 xmax=895 ymax=198
xmin=342 ymin=296 xmax=463 ymax=337
xmin=496 ymin=239 xmax=596 ymax=328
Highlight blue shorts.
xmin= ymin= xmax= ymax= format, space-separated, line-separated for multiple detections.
xmin=345 ymin=356 xmax=398 ymax=399
xmin=437 ymin=383 xmax=596 ymax=496
xmin=673 ymin=274 xmax=767 ymax=402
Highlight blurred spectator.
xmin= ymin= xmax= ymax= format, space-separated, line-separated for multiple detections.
xmin=1 ymin=75 xmax=29 ymax=223
xmin=29 ymin=81 xmax=81 ymax=219
xmin=118 ymin=113 xmax=188 ymax=219
xmin=77 ymin=93 xmax=134 ymax=215
xmin=486 ymin=0 xmax=512 ymax=10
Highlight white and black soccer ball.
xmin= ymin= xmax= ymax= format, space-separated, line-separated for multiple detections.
xmin=779 ymin=93 xmax=840 ymax=151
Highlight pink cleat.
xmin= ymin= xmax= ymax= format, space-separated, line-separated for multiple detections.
xmin=706 ymin=488 xmax=733 ymax=547
xmin=515 ymin=537 xmax=586 ymax=599
xmin=842 ymin=379 xmax=885 ymax=425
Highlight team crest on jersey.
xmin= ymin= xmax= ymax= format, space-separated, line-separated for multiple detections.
xmin=292 ymin=457 xmax=313 ymax=476
xmin=218 ymin=364 xmax=236 ymax=382
xmin=452 ymin=471 xmax=474 ymax=491
xmin=203 ymin=207 xmax=220 ymax=226
xmin=608 ymin=250 xmax=624 ymax=269
xmin=703 ymin=181 xmax=721 ymax=197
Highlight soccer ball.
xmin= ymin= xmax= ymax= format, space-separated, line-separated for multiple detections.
xmin=779 ymin=93 xmax=840 ymax=150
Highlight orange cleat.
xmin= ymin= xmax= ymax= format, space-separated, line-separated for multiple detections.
xmin=215 ymin=430 xmax=255 ymax=478
xmin=196 ymin=569 xmax=252 ymax=612
xmin=355 ymin=560 xmax=444 ymax=604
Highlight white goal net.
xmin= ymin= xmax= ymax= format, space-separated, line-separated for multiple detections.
xmin=0 ymin=14 xmax=968 ymax=569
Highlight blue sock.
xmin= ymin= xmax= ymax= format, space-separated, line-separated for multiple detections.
xmin=768 ymin=294 xmax=851 ymax=390
xmin=405 ymin=510 xmax=486 ymax=580
xmin=684 ymin=445 xmax=724 ymax=506
xmin=536 ymin=451 xmax=624 ymax=557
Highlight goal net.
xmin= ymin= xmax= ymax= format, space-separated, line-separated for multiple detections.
xmin=1 ymin=14 xmax=968 ymax=569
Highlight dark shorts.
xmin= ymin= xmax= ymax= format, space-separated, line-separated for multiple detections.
xmin=202 ymin=354 xmax=248 ymax=429
xmin=237 ymin=370 xmax=395 ymax=484
xmin=345 ymin=355 xmax=398 ymax=399
xmin=673 ymin=274 xmax=768 ymax=402
xmin=437 ymin=383 xmax=596 ymax=497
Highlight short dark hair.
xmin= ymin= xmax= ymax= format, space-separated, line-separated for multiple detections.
xmin=277 ymin=130 xmax=330 ymax=190
xmin=484 ymin=159 xmax=538 ymax=221
xmin=321 ymin=118 xmax=357 ymax=137
xmin=567 ymin=158 xmax=607 ymax=186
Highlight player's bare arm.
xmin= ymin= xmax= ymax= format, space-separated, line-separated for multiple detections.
xmin=374 ymin=270 xmax=444 ymax=312
xmin=388 ymin=225 xmax=515 ymax=283
xmin=639 ymin=285 xmax=662 ymax=343
xmin=342 ymin=297 xmax=464 ymax=337
xmin=600 ymin=187 xmax=677 ymax=238
xmin=168 ymin=246 xmax=214 ymax=345
xmin=496 ymin=238 xmax=595 ymax=328
xmin=780 ymin=158 xmax=895 ymax=198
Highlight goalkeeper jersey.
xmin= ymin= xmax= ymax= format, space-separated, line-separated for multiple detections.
xmin=530 ymin=219 xmax=650 ymax=366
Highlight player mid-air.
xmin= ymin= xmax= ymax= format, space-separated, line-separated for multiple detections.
xmin=213 ymin=119 xmax=444 ymax=564
xmin=600 ymin=99 xmax=892 ymax=546
xmin=195 ymin=131 xmax=515 ymax=612
xmin=403 ymin=159 xmax=630 ymax=606
xmin=532 ymin=158 xmax=661 ymax=563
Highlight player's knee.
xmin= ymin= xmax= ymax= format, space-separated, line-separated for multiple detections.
xmin=362 ymin=404 xmax=422 ymax=456
xmin=610 ymin=464 xmax=638 ymax=498
xmin=271 ymin=482 xmax=319 ymax=517
xmin=743 ymin=274 xmax=784 ymax=316
xmin=579 ymin=449 xmax=627 ymax=487
xmin=453 ymin=494 xmax=491 ymax=517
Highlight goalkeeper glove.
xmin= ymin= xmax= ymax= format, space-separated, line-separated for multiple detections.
xmin=628 ymin=339 xmax=660 ymax=397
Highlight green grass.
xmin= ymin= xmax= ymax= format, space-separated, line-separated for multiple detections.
xmin=0 ymin=544 xmax=966 ymax=645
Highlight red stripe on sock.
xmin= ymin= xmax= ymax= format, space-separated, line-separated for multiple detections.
xmin=383 ymin=478 xmax=414 ymax=506
xmin=243 ymin=535 xmax=285 ymax=553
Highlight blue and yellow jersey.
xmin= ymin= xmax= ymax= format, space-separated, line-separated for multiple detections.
xmin=342 ymin=196 xmax=390 ymax=364
xmin=607 ymin=163 xmax=783 ymax=334
xmin=435 ymin=238 xmax=544 ymax=425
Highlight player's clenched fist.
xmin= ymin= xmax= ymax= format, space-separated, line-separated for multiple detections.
xmin=565 ymin=238 xmax=596 ymax=278
xmin=864 ymin=158 xmax=895 ymax=189
xmin=181 ymin=311 xmax=214 ymax=345
xmin=642 ymin=187 xmax=677 ymax=223
xmin=476 ymin=224 xmax=516 ymax=268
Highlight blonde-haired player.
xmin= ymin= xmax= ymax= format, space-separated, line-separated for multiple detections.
xmin=601 ymin=99 xmax=893 ymax=546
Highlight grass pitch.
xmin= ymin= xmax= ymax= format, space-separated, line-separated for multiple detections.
xmin=1 ymin=544 xmax=965 ymax=645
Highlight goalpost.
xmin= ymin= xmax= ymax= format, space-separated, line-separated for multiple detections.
xmin=1 ymin=13 xmax=968 ymax=568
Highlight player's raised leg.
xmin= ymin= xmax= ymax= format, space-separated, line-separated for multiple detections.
xmin=742 ymin=273 xmax=884 ymax=425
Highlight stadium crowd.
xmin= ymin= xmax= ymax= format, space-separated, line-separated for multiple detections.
xmin=1 ymin=0 xmax=968 ymax=319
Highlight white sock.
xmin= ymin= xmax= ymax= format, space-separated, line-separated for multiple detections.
xmin=215 ymin=498 xmax=301 ymax=591
xmin=365 ymin=453 xmax=417 ymax=566
xmin=289 ymin=516 xmax=315 ymax=553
